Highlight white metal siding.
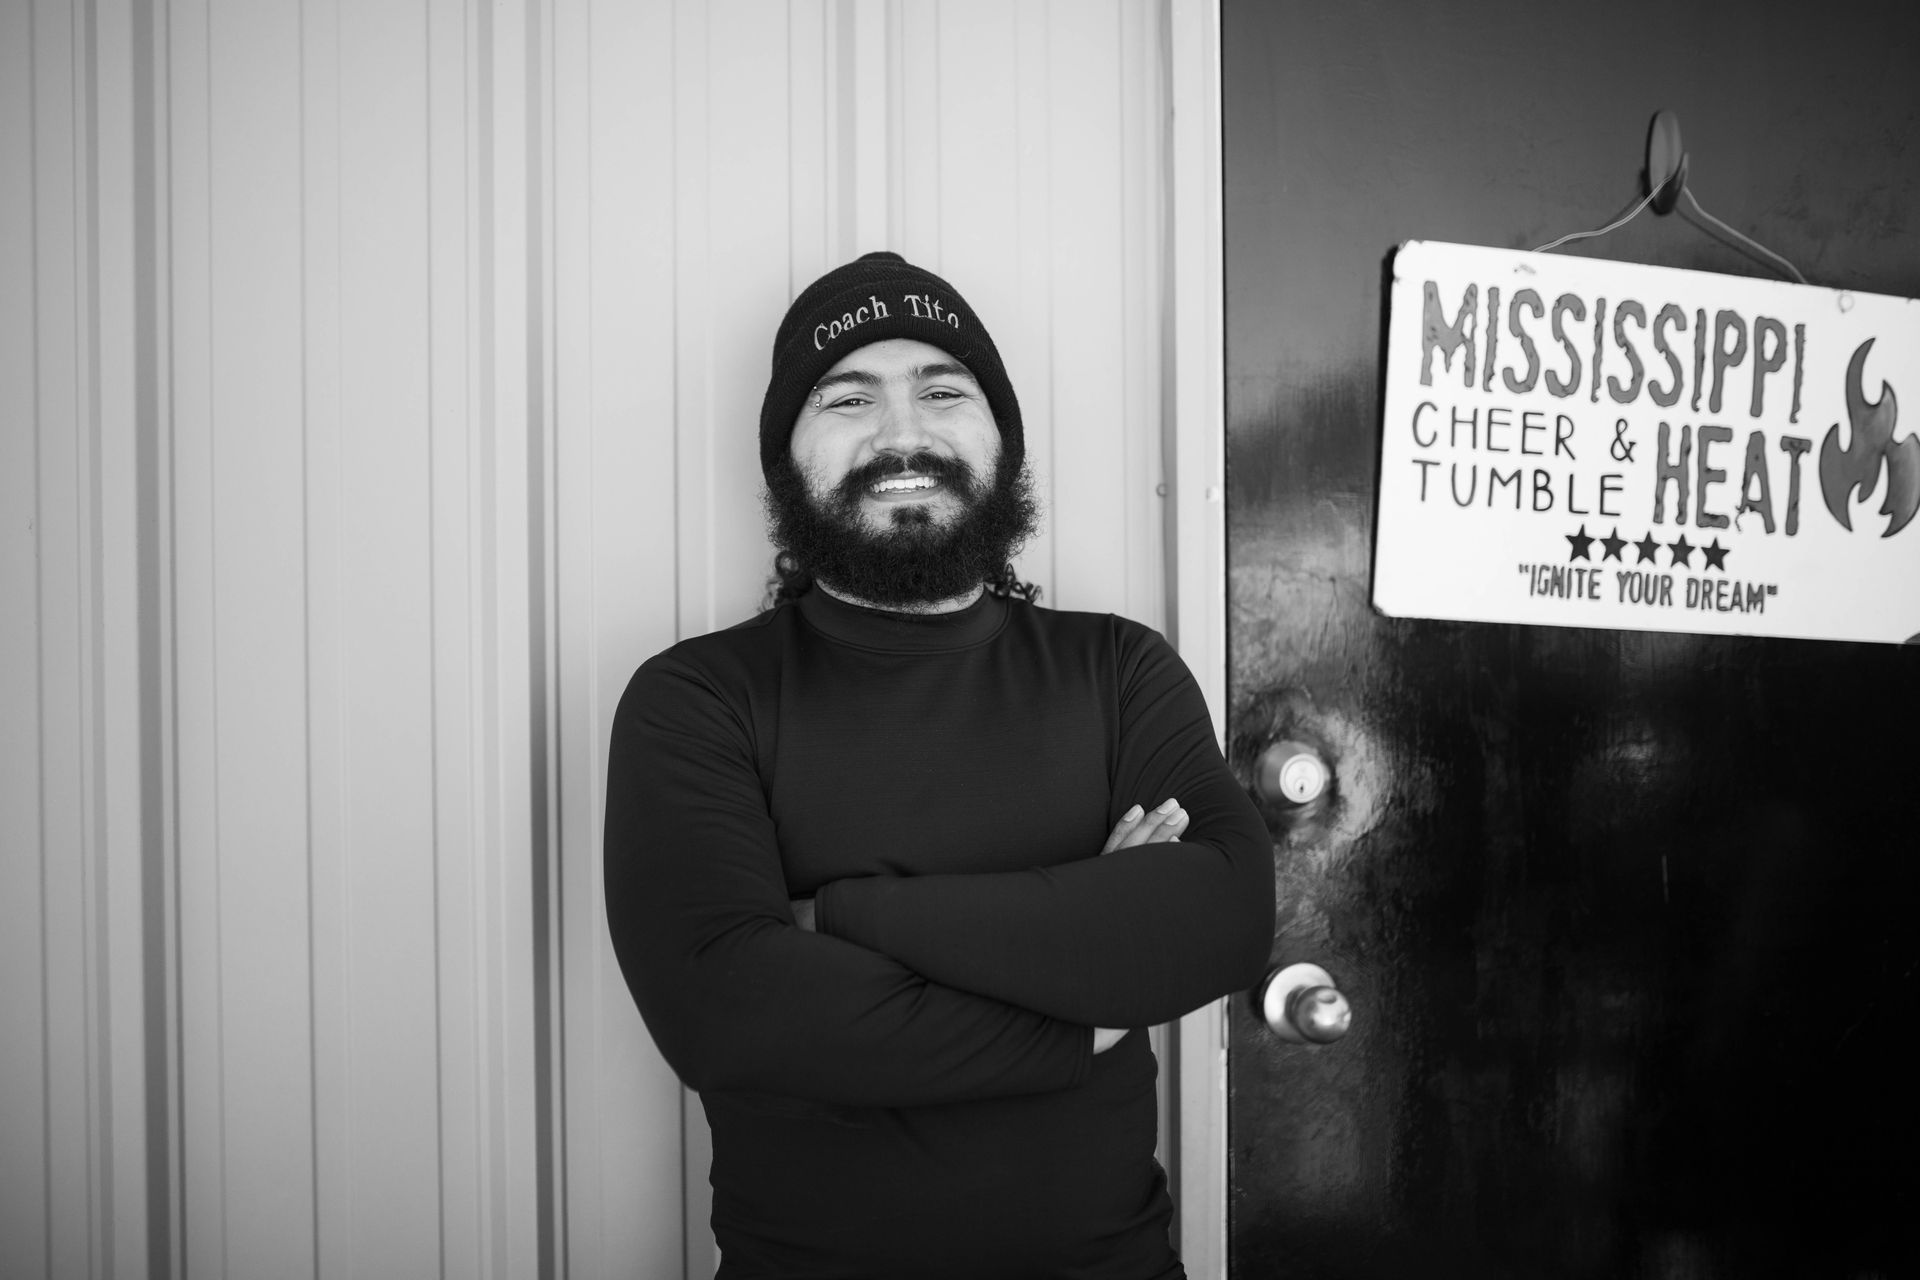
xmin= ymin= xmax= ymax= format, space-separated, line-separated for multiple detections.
xmin=0 ymin=2 xmax=1198 ymax=1277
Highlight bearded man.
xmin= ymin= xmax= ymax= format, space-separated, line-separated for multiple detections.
xmin=605 ymin=252 xmax=1274 ymax=1279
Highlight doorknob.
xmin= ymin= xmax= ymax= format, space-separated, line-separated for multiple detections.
xmin=1260 ymin=962 xmax=1352 ymax=1044
xmin=1254 ymin=740 xmax=1328 ymax=806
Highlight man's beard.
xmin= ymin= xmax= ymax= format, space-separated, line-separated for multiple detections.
xmin=764 ymin=449 xmax=1040 ymax=608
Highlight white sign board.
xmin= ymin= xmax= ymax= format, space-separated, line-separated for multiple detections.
xmin=1374 ymin=241 xmax=1920 ymax=644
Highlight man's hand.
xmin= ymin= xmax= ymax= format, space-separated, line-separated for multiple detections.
xmin=1101 ymin=798 xmax=1188 ymax=853
xmin=1088 ymin=805 xmax=1183 ymax=1054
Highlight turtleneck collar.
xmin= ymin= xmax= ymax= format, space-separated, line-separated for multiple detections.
xmin=796 ymin=585 xmax=1011 ymax=652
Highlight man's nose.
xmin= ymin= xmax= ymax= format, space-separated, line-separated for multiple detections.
xmin=868 ymin=393 xmax=936 ymax=455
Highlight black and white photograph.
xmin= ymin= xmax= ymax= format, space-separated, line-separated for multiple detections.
xmin=5 ymin=1 xmax=1916 ymax=1277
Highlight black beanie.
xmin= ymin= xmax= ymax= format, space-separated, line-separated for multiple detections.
xmin=759 ymin=251 xmax=1023 ymax=481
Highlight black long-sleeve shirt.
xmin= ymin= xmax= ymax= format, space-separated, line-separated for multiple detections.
xmin=604 ymin=587 xmax=1274 ymax=1278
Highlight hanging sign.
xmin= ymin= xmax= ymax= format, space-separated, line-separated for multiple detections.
xmin=1373 ymin=240 xmax=1920 ymax=644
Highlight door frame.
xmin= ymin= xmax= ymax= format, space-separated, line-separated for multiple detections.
xmin=1165 ymin=0 xmax=1230 ymax=1273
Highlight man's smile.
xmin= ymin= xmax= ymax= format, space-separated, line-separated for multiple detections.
xmin=869 ymin=473 xmax=942 ymax=500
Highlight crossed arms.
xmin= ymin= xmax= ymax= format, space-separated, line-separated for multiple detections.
xmin=602 ymin=626 xmax=1274 ymax=1109
xmin=789 ymin=799 xmax=1194 ymax=1053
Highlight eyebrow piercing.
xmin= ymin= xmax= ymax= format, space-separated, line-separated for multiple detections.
xmin=810 ymin=391 xmax=823 ymax=409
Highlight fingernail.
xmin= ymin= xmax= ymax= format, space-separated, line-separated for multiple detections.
xmin=1123 ymin=804 xmax=1143 ymax=821
xmin=1170 ymin=809 xmax=1189 ymax=824
xmin=1157 ymin=798 xmax=1180 ymax=814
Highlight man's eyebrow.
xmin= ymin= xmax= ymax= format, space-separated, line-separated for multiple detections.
xmin=812 ymin=369 xmax=882 ymax=394
xmin=910 ymin=361 xmax=978 ymax=384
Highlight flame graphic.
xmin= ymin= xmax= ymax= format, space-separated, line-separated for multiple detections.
xmin=1819 ymin=338 xmax=1919 ymax=537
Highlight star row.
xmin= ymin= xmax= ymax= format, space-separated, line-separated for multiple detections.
xmin=1565 ymin=524 xmax=1730 ymax=570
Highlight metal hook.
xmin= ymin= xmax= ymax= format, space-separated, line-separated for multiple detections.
xmin=1646 ymin=110 xmax=1688 ymax=216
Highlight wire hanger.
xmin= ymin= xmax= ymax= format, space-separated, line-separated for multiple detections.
xmin=1532 ymin=110 xmax=1809 ymax=285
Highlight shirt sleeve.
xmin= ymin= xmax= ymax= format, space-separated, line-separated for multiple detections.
xmin=813 ymin=624 xmax=1275 ymax=1028
xmin=604 ymin=653 xmax=1092 ymax=1108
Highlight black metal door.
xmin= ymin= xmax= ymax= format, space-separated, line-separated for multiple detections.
xmin=1222 ymin=3 xmax=1920 ymax=1276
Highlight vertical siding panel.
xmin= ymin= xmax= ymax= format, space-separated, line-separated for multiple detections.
xmin=550 ymin=0 xmax=592 ymax=1271
xmin=697 ymin=0 xmax=792 ymax=624
xmin=203 ymin=1 xmax=318 ymax=1275
xmin=341 ymin=0 xmax=441 ymax=1259
xmin=475 ymin=7 xmax=547 ymax=1277
xmin=892 ymin=0 xmax=939 ymax=260
xmin=0 ymin=0 xmax=49 ymax=1271
xmin=166 ymin=0 xmax=228 ymax=1269
xmin=671 ymin=0 xmax=715 ymax=638
xmin=1009 ymin=1 xmax=1056 ymax=601
xmin=93 ymin=0 xmax=165 ymax=1271
xmin=928 ymin=1 xmax=1019 ymax=281
xmin=426 ymin=0 xmax=481 ymax=1270
xmin=28 ymin=2 xmax=92 ymax=1275
xmin=149 ymin=2 xmax=188 ymax=1264
xmin=1043 ymin=0 xmax=1128 ymax=613
xmin=299 ymin=0 xmax=351 ymax=1273
xmin=846 ymin=0 xmax=890 ymax=255
xmin=332 ymin=0 xmax=446 ymax=1271
xmin=789 ymin=0 xmax=831 ymax=286
xmin=556 ymin=0 xmax=689 ymax=1275
xmin=29 ymin=0 xmax=90 ymax=1274
xmin=1120 ymin=2 xmax=1167 ymax=630
xmin=589 ymin=0 xmax=680 ymax=1064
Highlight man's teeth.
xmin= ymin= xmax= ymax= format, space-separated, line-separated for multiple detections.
xmin=872 ymin=476 xmax=936 ymax=493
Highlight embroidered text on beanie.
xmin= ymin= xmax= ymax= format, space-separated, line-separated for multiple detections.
xmin=758 ymin=251 xmax=1023 ymax=481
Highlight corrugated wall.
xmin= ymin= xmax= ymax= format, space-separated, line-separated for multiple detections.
xmin=0 ymin=2 xmax=1193 ymax=1277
